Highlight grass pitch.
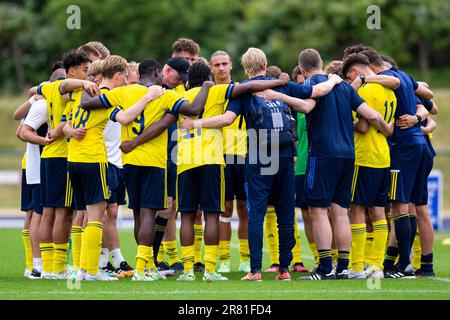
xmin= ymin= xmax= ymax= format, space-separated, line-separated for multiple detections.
xmin=0 ymin=228 xmax=449 ymax=300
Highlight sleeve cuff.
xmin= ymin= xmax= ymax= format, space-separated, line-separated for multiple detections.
xmin=171 ymin=98 xmax=186 ymax=116
xmin=100 ymin=94 xmax=113 ymax=108
xmin=109 ymin=107 xmax=122 ymax=122
xmin=37 ymin=84 xmax=43 ymax=95
xmin=225 ymin=84 xmax=235 ymax=100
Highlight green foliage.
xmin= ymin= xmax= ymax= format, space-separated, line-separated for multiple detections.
xmin=1 ymin=0 xmax=450 ymax=90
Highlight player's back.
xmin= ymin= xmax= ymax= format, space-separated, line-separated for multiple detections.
xmin=68 ymin=89 xmax=109 ymax=163
xmin=177 ymin=84 xmax=233 ymax=173
xmin=306 ymin=74 xmax=363 ymax=159
xmin=37 ymin=79 xmax=69 ymax=158
xmin=355 ymin=83 xmax=396 ymax=168
xmin=378 ymin=68 xmax=425 ymax=147
xmin=103 ymin=83 xmax=184 ymax=168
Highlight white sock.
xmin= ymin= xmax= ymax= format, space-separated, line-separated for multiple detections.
xmin=100 ymin=248 xmax=109 ymax=268
xmin=33 ymin=257 xmax=42 ymax=272
xmin=110 ymin=248 xmax=125 ymax=269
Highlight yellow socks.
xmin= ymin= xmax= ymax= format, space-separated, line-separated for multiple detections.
xmin=163 ymin=241 xmax=179 ymax=265
xmin=350 ymin=224 xmax=366 ymax=272
xmin=53 ymin=243 xmax=69 ymax=274
xmin=310 ymin=242 xmax=319 ymax=264
xmin=22 ymin=229 xmax=33 ymax=271
xmin=157 ymin=242 xmax=164 ymax=263
xmin=365 ymin=232 xmax=374 ymax=267
xmin=331 ymin=248 xmax=338 ymax=265
xmin=79 ymin=227 xmax=87 ymax=271
xmin=181 ymin=245 xmax=195 ymax=271
xmin=85 ymin=221 xmax=103 ymax=275
xmin=292 ymin=215 xmax=302 ymax=262
xmin=194 ymin=224 xmax=203 ymax=264
xmin=40 ymin=242 xmax=54 ymax=274
xmin=264 ymin=207 xmax=279 ymax=265
xmin=219 ymin=240 xmax=231 ymax=262
xmin=372 ymin=220 xmax=389 ymax=269
xmin=412 ymin=231 xmax=421 ymax=270
xmin=136 ymin=245 xmax=153 ymax=273
xmin=71 ymin=226 xmax=83 ymax=270
xmin=204 ymin=245 xmax=218 ymax=272
xmin=238 ymin=239 xmax=250 ymax=263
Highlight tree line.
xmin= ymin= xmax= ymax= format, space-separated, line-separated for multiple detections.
xmin=1 ymin=0 xmax=450 ymax=91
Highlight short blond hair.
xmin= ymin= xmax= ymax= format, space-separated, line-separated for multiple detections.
xmin=87 ymin=59 xmax=104 ymax=77
xmin=128 ymin=61 xmax=139 ymax=73
xmin=85 ymin=41 xmax=110 ymax=59
xmin=101 ymin=55 xmax=128 ymax=79
xmin=241 ymin=47 xmax=267 ymax=76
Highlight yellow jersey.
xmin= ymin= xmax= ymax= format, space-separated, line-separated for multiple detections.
xmin=102 ymin=84 xmax=185 ymax=168
xmin=354 ymin=83 xmax=397 ymax=168
xmin=174 ymin=84 xmax=186 ymax=95
xmin=67 ymin=88 xmax=111 ymax=163
xmin=37 ymin=79 xmax=69 ymax=158
xmin=177 ymin=84 xmax=234 ymax=174
xmin=21 ymin=152 xmax=26 ymax=170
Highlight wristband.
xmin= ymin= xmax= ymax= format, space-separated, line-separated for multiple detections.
xmin=416 ymin=114 xmax=422 ymax=124
xmin=28 ymin=96 xmax=36 ymax=105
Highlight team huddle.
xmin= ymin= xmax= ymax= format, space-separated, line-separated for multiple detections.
xmin=15 ymin=38 xmax=438 ymax=282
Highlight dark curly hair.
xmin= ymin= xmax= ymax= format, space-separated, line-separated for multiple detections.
xmin=62 ymin=50 xmax=92 ymax=73
xmin=187 ymin=62 xmax=211 ymax=89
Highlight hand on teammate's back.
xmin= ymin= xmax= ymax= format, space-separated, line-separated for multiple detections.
xmin=145 ymin=85 xmax=165 ymax=101
xmin=119 ymin=140 xmax=136 ymax=154
xmin=278 ymin=72 xmax=290 ymax=83
xmin=71 ymin=128 xmax=87 ymax=140
xmin=179 ymin=116 xmax=194 ymax=131
xmin=254 ymin=89 xmax=279 ymax=100
xmin=395 ymin=114 xmax=417 ymax=129
xmin=83 ymin=80 xmax=100 ymax=96
xmin=43 ymin=133 xmax=55 ymax=145
xmin=328 ymin=73 xmax=343 ymax=84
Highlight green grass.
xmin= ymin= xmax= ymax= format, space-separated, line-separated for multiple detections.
xmin=0 ymin=228 xmax=449 ymax=300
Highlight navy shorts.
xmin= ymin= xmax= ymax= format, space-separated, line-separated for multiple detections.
xmin=305 ymin=156 xmax=354 ymax=209
xmin=390 ymin=144 xmax=427 ymax=204
xmin=68 ymin=162 xmax=110 ymax=211
xmin=167 ymin=159 xmax=177 ymax=198
xmin=123 ymin=164 xmax=167 ymax=210
xmin=410 ymin=147 xmax=434 ymax=206
xmin=295 ymin=174 xmax=308 ymax=209
xmin=224 ymin=155 xmax=247 ymax=201
xmin=351 ymin=166 xmax=390 ymax=207
xmin=106 ymin=163 xmax=126 ymax=206
xmin=41 ymin=158 xmax=73 ymax=208
xmin=177 ymin=165 xmax=225 ymax=213
xmin=21 ymin=169 xmax=33 ymax=212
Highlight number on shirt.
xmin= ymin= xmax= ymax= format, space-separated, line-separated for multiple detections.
xmin=132 ymin=112 xmax=145 ymax=136
xmin=73 ymin=107 xmax=91 ymax=128
xmin=383 ymin=100 xmax=395 ymax=123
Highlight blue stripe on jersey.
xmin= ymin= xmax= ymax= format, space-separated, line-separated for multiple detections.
xmin=171 ymin=98 xmax=186 ymax=115
xmin=109 ymin=108 xmax=121 ymax=122
xmin=100 ymin=94 xmax=113 ymax=109
xmin=225 ymin=84 xmax=235 ymax=100
xmin=37 ymin=84 xmax=43 ymax=95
